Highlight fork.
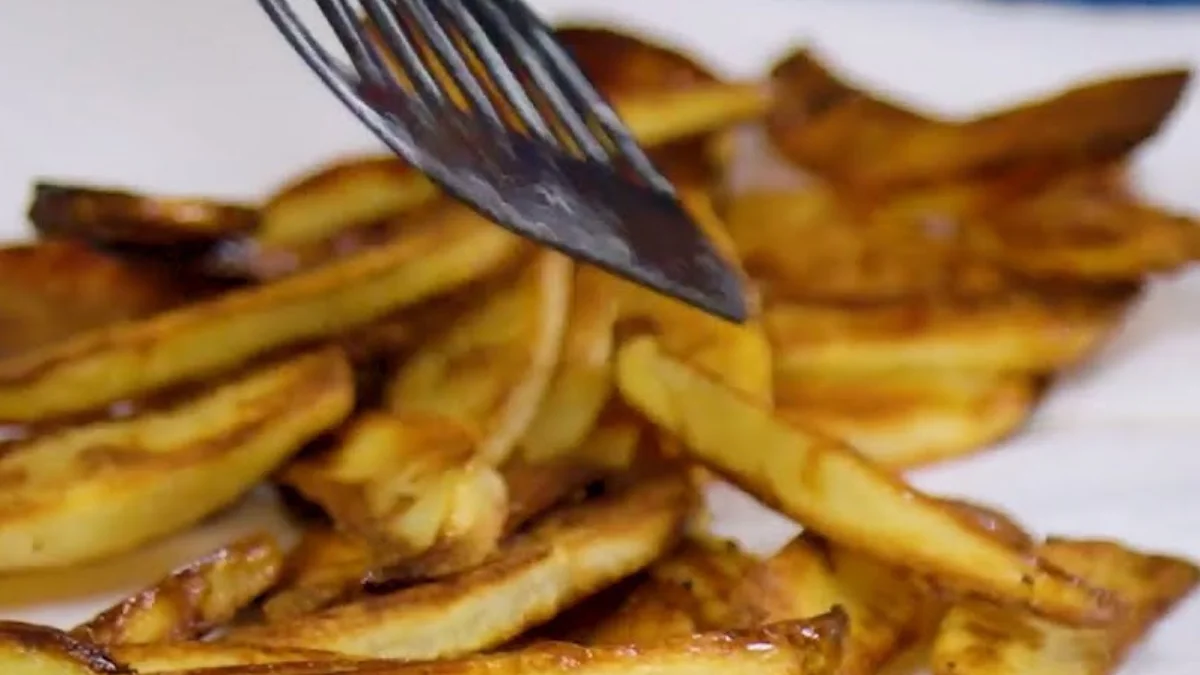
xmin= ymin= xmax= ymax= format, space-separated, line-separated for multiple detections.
xmin=256 ymin=0 xmax=747 ymax=322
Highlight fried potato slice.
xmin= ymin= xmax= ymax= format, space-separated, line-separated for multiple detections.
xmin=0 ymin=204 xmax=524 ymax=423
xmin=110 ymin=642 xmax=350 ymax=673
xmin=735 ymin=534 xmax=941 ymax=675
xmin=767 ymin=48 xmax=1190 ymax=189
xmin=581 ymin=535 xmax=761 ymax=645
xmin=931 ymin=539 xmax=1199 ymax=675
xmin=72 ymin=533 xmax=284 ymax=645
xmin=935 ymin=499 xmax=1036 ymax=554
xmin=388 ymin=251 xmax=572 ymax=466
xmin=518 ymin=266 xmax=620 ymax=464
xmin=28 ymin=181 xmax=257 ymax=247
xmin=233 ymin=469 xmax=693 ymax=659
xmin=259 ymin=156 xmax=440 ymax=248
xmin=282 ymin=412 xmax=508 ymax=579
xmin=775 ymin=371 xmax=1035 ymax=469
xmin=766 ymin=290 xmax=1132 ymax=378
xmin=616 ymin=336 xmax=1113 ymax=624
xmin=0 ymin=621 xmax=128 ymax=675
xmin=0 ymin=241 xmax=192 ymax=358
xmin=0 ymin=346 xmax=353 ymax=571
xmin=260 ymin=527 xmax=374 ymax=624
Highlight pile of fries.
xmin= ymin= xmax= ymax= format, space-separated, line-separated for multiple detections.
xmin=0 ymin=22 xmax=1197 ymax=675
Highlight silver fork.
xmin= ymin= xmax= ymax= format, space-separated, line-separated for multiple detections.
xmin=257 ymin=0 xmax=747 ymax=322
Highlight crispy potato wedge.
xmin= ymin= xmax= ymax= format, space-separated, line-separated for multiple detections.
xmin=616 ymin=336 xmax=1113 ymax=624
xmin=725 ymin=188 xmax=1010 ymax=304
xmin=388 ymin=251 xmax=572 ymax=465
xmin=0 ymin=346 xmax=353 ymax=571
xmin=282 ymin=412 xmax=508 ymax=579
xmin=28 ymin=181 xmax=257 ymax=247
xmin=518 ymin=266 xmax=620 ymax=464
xmin=0 ymin=621 xmax=128 ymax=675
xmin=582 ymin=535 xmax=761 ymax=645
xmin=766 ymin=290 xmax=1133 ymax=377
xmin=775 ymin=371 xmax=1036 ymax=469
xmin=935 ymin=499 xmax=1036 ymax=554
xmin=260 ymin=527 xmax=374 ymax=624
xmin=259 ymin=156 xmax=439 ymax=247
xmin=72 ymin=533 xmax=284 ymax=645
xmin=0 ymin=204 xmax=524 ymax=423
xmin=736 ymin=534 xmax=941 ymax=675
xmin=110 ymin=642 xmax=350 ymax=673
xmin=932 ymin=539 xmax=1199 ymax=675
xmin=768 ymin=48 xmax=1190 ymax=189
xmin=0 ymin=241 xmax=193 ymax=358
xmin=233 ymin=469 xmax=693 ymax=659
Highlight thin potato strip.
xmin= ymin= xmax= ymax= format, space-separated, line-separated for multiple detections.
xmin=0 ymin=347 xmax=354 ymax=571
xmin=72 ymin=534 xmax=284 ymax=645
xmin=260 ymin=528 xmax=375 ymax=624
xmin=616 ymin=336 xmax=1113 ymax=624
xmin=232 ymin=470 xmax=693 ymax=659
xmin=388 ymin=251 xmax=573 ymax=466
xmin=931 ymin=539 xmax=1199 ymax=675
xmin=0 ymin=620 xmax=129 ymax=675
xmin=0 ymin=206 xmax=523 ymax=422
xmin=111 ymin=643 xmax=350 ymax=673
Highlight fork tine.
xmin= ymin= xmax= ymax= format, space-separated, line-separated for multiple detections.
xmin=387 ymin=0 xmax=504 ymax=125
xmin=464 ymin=0 xmax=610 ymax=163
xmin=315 ymin=0 xmax=393 ymax=89
xmin=359 ymin=0 xmax=443 ymax=104
xmin=485 ymin=0 xmax=675 ymax=194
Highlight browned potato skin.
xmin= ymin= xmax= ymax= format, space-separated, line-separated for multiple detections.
xmin=72 ymin=534 xmax=284 ymax=646
xmin=29 ymin=181 xmax=257 ymax=246
xmin=0 ymin=620 xmax=128 ymax=674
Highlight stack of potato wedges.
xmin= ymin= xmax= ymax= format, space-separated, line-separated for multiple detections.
xmin=0 ymin=21 xmax=1196 ymax=675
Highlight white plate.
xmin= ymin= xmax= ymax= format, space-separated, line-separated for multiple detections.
xmin=0 ymin=1 xmax=1198 ymax=672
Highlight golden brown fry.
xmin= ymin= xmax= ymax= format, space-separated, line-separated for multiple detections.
xmin=931 ymin=539 xmax=1199 ymax=675
xmin=388 ymin=251 xmax=572 ymax=465
xmin=0 ymin=621 xmax=127 ymax=675
xmin=616 ymin=336 xmax=1113 ymax=624
xmin=260 ymin=528 xmax=374 ymax=624
xmin=0 ymin=241 xmax=194 ymax=358
xmin=499 ymin=459 xmax=605 ymax=535
xmin=110 ymin=642 xmax=350 ymax=673
xmin=765 ymin=290 xmax=1132 ymax=377
xmin=775 ymin=371 xmax=1035 ymax=469
xmin=582 ymin=535 xmax=761 ymax=645
xmin=735 ymin=534 xmax=940 ymax=675
xmin=232 ymin=469 xmax=693 ymax=659
xmin=518 ymin=266 xmax=620 ymax=464
xmin=72 ymin=533 xmax=284 ymax=645
xmin=28 ymin=181 xmax=257 ymax=246
xmin=282 ymin=412 xmax=508 ymax=580
xmin=768 ymin=47 xmax=1190 ymax=189
xmin=0 ymin=346 xmax=353 ymax=571
xmin=0 ymin=204 xmax=524 ymax=423
xmin=936 ymin=499 xmax=1036 ymax=553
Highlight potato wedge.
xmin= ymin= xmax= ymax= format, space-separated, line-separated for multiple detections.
xmin=0 ymin=346 xmax=353 ymax=571
xmin=518 ymin=266 xmax=620 ymax=464
xmin=775 ymin=371 xmax=1035 ymax=469
xmin=767 ymin=48 xmax=1190 ymax=189
xmin=388 ymin=251 xmax=572 ymax=465
xmin=931 ymin=539 xmax=1199 ymax=675
xmin=616 ymin=336 xmax=1113 ymax=624
xmin=0 ymin=241 xmax=194 ymax=358
xmin=260 ymin=527 xmax=374 ymax=624
xmin=0 ymin=621 xmax=128 ymax=675
xmin=282 ymin=412 xmax=508 ymax=579
xmin=72 ymin=533 xmax=284 ymax=645
xmin=582 ymin=535 xmax=761 ymax=645
xmin=110 ymin=642 xmax=350 ymax=673
xmin=233 ymin=469 xmax=693 ymax=659
xmin=28 ymin=181 xmax=257 ymax=247
xmin=766 ymin=290 xmax=1132 ymax=377
xmin=0 ymin=204 xmax=523 ymax=423
xmin=735 ymin=534 xmax=940 ymax=675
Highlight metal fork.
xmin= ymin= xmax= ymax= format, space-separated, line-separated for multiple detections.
xmin=257 ymin=0 xmax=747 ymax=322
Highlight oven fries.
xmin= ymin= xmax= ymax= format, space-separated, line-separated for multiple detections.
xmin=0 ymin=20 xmax=1194 ymax=675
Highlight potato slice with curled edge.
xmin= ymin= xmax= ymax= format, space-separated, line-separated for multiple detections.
xmin=0 ymin=204 xmax=524 ymax=423
xmin=388 ymin=251 xmax=573 ymax=466
xmin=232 ymin=469 xmax=694 ymax=659
xmin=0 ymin=346 xmax=353 ymax=571
xmin=28 ymin=181 xmax=257 ymax=247
xmin=616 ymin=336 xmax=1114 ymax=625
xmin=72 ymin=533 xmax=284 ymax=645
xmin=767 ymin=47 xmax=1190 ymax=190
xmin=765 ymin=289 xmax=1133 ymax=378
xmin=932 ymin=539 xmax=1199 ymax=675
xmin=775 ymin=371 xmax=1036 ymax=470
xmin=282 ymin=412 xmax=508 ymax=580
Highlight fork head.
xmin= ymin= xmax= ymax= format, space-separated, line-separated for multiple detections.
xmin=258 ymin=0 xmax=748 ymax=322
